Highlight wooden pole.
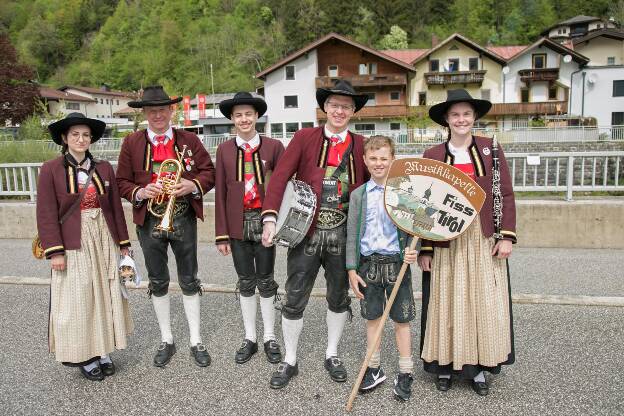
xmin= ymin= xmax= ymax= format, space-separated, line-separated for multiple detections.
xmin=345 ymin=237 xmax=419 ymax=412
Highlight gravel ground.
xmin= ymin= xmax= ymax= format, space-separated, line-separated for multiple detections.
xmin=0 ymin=285 xmax=623 ymax=415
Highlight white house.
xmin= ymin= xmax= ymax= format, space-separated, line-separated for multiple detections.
xmin=500 ymin=37 xmax=588 ymax=128
xmin=58 ymin=85 xmax=135 ymax=124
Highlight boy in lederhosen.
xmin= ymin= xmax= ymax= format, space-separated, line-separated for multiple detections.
xmin=215 ymin=93 xmax=284 ymax=364
xmin=346 ymin=136 xmax=418 ymax=401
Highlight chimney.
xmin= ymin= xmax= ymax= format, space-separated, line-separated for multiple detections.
xmin=431 ymin=34 xmax=439 ymax=48
xmin=100 ymin=83 xmax=110 ymax=92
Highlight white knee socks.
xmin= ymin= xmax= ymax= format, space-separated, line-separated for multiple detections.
xmin=152 ymin=293 xmax=173 ymax=343
xmin=182 ymin=293 xmax=202 ymax=347
xmin=326 ymin=309 xmax=348 ymax=359
xmin=259 ymin=295 xmax=277 ymax=342
xmin=239 ymin=294 xmax=257 ymax=342
xmin=282 ymin=317 xmax=303 ymax=366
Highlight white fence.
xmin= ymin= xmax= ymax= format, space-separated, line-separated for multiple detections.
xmin=1 ymin=125 xmax=623 ymax=157
xmin=3 ymin=151 xmax=623 ymax=202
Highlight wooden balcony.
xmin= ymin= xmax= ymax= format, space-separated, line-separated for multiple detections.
xmin=315 ymin=74 xmax=407 ymax=88
xmin=316 ymin=105 xmax=408 ymax=120
xmin=424 ymin=70 xmax=486 ymax=86
xmin=518 ymin=68 xmax=560 ymax=83
xmin=488 ymin=101 xmax=568 ymax=116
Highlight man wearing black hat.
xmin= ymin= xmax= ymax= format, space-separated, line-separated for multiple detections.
xmin=116 ymin=86 xmax=215 ymax=368
xmin=214 ymin=92 xmax=285 ymax=365
xmin=260 ymin=80 xmax=370 ymax=388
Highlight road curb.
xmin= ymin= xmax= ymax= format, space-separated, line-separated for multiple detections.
xmin=2 ymin=275 xmax=623 ymax=307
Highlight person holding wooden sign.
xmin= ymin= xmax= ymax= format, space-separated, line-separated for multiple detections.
xmin=417 ymin=89 xmax=517 ymax=396
xmin=346 ymin=136 xmax=418 ymax=401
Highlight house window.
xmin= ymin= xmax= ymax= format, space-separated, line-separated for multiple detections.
xmin=354 ymin=123 xmax=375 ymax=132
xmin=364 ymin=92 xmax=376 ymax=106
xmin=270 ymin=123 xmax=283 ymax=135
xmin=390 ymin=122 xmax=401 ymax=130
xmin=301 ymin=122 xmax=314 ymax=128
xmin=358 ymin=63 xmax=378 ymax=75
xmin=532 ymin=54 xmax=546 ymax=69
xmin=448 ymin=58 xmax=459 ymax=72
xmin=481 ymin=89 xmax=490 ymax=101
xmin=284 ymin=95 xmax=298 ymax=108
xmin=105 ymin=99 xmax=109 ymax=105
xmin=469 ymin=58 xmax=479 ymax=71
xmin=100 ymin=98 xmax=103 ymax=104
xmin=116 ymin=100 xmax=119 ymax=105
xmin=548 ymin=85 xmax=558 ymax=100
xmin=390 ymin=91 xmax=400 ymax=101
xmin=285 ymin=65 xmax=295 ymax=80
xmin=328 ymin=65 xmax=338 ymax=77
xmin=285 ymin=123 xmax=299 ymax=133
xmin=429 ymin=59 xmax=439 ymax=72
xmin=607 ymin=57 xmax=616 ymax=66
xmin=65 ymin=102 xmax=80 ymax=110
xmin=520 ymin=88 xmax=530 ymax=103
xmin=418 ymin=92 xmax=426 ymax=106
xmin=614 ymin=81 xmax=624 ymax=97
xmin=613 ymin=112 xmax=624 ymax=126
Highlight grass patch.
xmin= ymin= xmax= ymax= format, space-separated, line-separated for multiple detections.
xmin=0 ymin=142 xmax=59 ymax=164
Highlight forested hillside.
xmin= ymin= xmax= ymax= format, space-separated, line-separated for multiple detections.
xmin=1 ymin=0 xmax=622 ymax=96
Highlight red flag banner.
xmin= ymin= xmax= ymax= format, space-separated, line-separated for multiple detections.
xmin=198 ymin=94 xmax=206 ymax=118
xmin=183 ymin=95 xmax=191 ymax=126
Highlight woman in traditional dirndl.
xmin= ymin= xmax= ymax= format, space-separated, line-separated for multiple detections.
xmin=417 ymin=89 xmax=517 ymax=396
xmin=36 ymin=113 xmax=133 ymax=381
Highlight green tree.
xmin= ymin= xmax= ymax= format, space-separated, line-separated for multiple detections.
xmin=378 ymin=25 xmax=409 ymax=50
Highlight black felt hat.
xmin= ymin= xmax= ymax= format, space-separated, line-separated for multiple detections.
xmin=316 ymin=79 xmax=368 ymax=113
xmin=47 ymin=113 xmax=106 ymax=145
xmin=218 ymin=92 xmax=267 ymax=119
xmin=428 ymin=89 xmax=492 ymax=127
xmin=127 ymin=85 xmax=183 ymax=108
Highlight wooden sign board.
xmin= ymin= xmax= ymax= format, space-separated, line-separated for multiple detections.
xmin=384 ymin=158 xmax=486 ymax=241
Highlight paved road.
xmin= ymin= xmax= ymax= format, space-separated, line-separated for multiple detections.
xmin=0 ymin=284 xmax=622 ymax=415
xmin=3 ymin=239 xmax=623 ymax=297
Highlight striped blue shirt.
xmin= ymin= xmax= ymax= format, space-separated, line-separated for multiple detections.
xmin=360 ymin=180 xmax=400 ymax=256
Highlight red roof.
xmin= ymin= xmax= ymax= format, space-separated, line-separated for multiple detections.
xmin=486 ymin=46 xmax=528 ymax=60
xmin=38 ymin=86 xmax=96 ymax=102
xmin=381 ymin=49 xmax=429 ymax=65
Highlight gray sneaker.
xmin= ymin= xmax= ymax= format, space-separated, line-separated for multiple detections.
xmin=393 ymin=372 xmax=413 ymax=401
xmin=359 ymin=366 xmax=386 ymax=392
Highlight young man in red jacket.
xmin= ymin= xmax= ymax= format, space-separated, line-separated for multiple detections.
xmin=116 ymin=86 xmax=215 ymax=368
xmin=261 ymin=80 xmax=370 ymax=388
xmin=215 ymin=92 xmax=285 ymax=365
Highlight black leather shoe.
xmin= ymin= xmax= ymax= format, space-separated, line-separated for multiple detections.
xmin=324 ymin=356 xmax=347 ymax=383
xmin=472 ymin=380 xmax=489 ymax=396
xmin=436 ymin=376 xmax=452 ymax=391
xmin=191 ymin=343 xmax=211 ymax=367
xmin=270 ymin=362 xmax=299 ymax=389
xmin=263 ymin=340 xmax=282 ymax=364
xmin=100 ymin=361 xmax=115 ymax=377
xmin=153 ymin=342 xmax=176 ymax=367
xmin=80 ymin=364 xmax=105 ymax=381
xmin=235 ymin=339 xmax=258 ymax=364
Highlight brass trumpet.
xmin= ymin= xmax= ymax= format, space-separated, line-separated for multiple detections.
xmin=147 ymin=158 xmax=183 ymax=233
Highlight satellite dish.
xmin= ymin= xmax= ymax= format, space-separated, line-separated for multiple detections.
xmin=587 ymin=73 xmax=598 ymax=84
xmin=502 ymin=66 xmax=510 ymax=74
xmin=563 ymin=54 xmax=572 ymax=63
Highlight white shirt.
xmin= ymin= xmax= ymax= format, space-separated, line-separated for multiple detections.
xmin=448 ymin=142 xmax=471 ymax=164
xmin=324 ymin=126 xmax=348 ymax=143
xmin=236 ymin=133 xmax=260 ymax=149
xmin=147 ymin=126 xmax=174 ymax=146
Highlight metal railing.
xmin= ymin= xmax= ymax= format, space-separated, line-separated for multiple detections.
xmin=3 ymin=151 xmax=623 ymax=202
xmin=1 ymin=125 xmax=622 ymax=155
